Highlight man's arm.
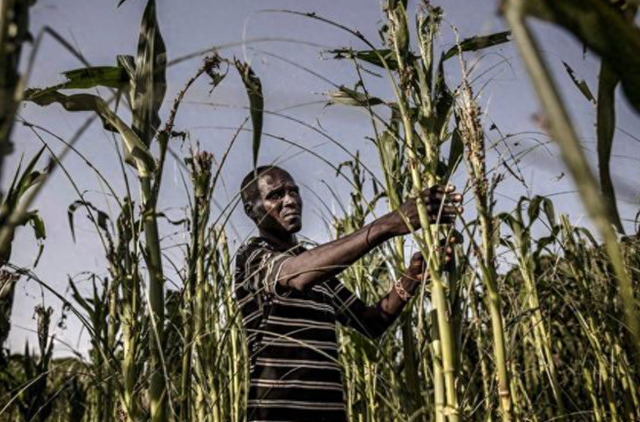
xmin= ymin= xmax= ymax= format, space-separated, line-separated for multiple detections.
xmin=278 ymin=186 xmax=460 ymax=292
xmin=335 ymin=250 xmax=448 ymax=339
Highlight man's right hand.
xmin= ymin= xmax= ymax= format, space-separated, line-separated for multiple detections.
xmin=389 ymin=185 xmax=463 ymax=236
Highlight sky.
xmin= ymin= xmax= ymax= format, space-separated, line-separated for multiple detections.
xmin=6 ymin=0 xmax=640 ymax=356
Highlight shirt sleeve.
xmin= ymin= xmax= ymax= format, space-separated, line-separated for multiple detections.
xmin=241 ymin=244 xmax=294 ymax=298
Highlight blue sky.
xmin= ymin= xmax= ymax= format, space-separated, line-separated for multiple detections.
xmin=6 ymin=0 xmax=640 ymax=355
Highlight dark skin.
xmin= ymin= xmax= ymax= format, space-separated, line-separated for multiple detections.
xmin=245 ymin=168 xmax=462 ymax=336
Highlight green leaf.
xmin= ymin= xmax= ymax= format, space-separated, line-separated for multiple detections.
xmin=62 ymin=66 xmax=129 ymax=90
xmin=499 ymin=212 xmax=524 ymax=242
xmin=392 ymin=3 xmax=410 ymax=58
xmin=26 ymin=89 xmax=118 ymax=132
xmin=527 ymin=196 xmax=544 ymax=224
xmin=67 ymin=200 xmax=111 ymax=243
xmin=535 ymin=234 xmax=557 ymax=256
xmin=541 ymin=196 xmax=557 ymax=226
xmin=25 ymin=66 xmax=129 ymax=105
xmin=25 ymin=212 xmax=46 ymax=267
xmin=14 ymin=146 xmax=46 ymax=200
xmin=4 ymin=156 xmax=25 ymax=206
xmin=445 ymin=128 xmax=464 ymax=180
xmin=379 ymin=131 xmax=398 ymax=171
xmin=522 ymin=0 xmax=640 ymax=115
xmin=328 ymin=48 xmax=416 ymax=71
xmin=1 ymin=147 xmax=46 ymax=225
xmin=596 ymin=61 xmax=624 ymax=233
xmin=116 ymin=55 xmax=136 ymax=108
xmin=68 ymin=278 xmax=93 ymax=318
xmin=235 ymin=60 xmax=264 ymax=170
xmin=575 ymin=226 xmax=599 ymax=247
xmin=0 ymin=147 xmax=45 ymax=266
xmin=26 ymin=90 xmax=104 ymax=112
xmin=562 ymin=62 xmax=596 ymax=103
xmin=442 ymin=31 xmax=511 ymax=61
xmin=386 ymin=0 xmax=408 ymax=10
xmin=327 ymin=86 xmax=385 ymax=108
xmin=26 ymin=212 xmax=46 ymax=240
xmin=132 ymin=0 xmax=167 ymax=146
xmin=416 ymin=5 xmax=443 ymax=100
xmin=432 ymin=60 xmax=454 ymax=140
xmin=101 ymin=103 xmax=157 ymax=175
xmin=155 ymin=212 xmax=188 ymax=226
xmin=26 ymin=91 xmax=156 ymax=175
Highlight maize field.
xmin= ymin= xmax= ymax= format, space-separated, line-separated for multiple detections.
xmin=1 ymin=0 xmax=639 ymax=421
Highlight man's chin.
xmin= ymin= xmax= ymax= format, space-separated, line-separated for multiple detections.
xmin=287 ymin=222 xmax=302 ymax=234
xmin=259 ymin=220 xmax=301 ymax=236
xmin=282 ymin=216 xmax=302 ymax=233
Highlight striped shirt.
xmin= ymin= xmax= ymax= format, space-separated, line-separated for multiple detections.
xmin=234 ymin=237 xmax=373 ymax=422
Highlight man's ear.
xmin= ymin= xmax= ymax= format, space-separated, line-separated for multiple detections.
xmin=244 ymin=201 xmax=255 ymax=221
xmin=245 ymin=199 xmax=265 ymax=223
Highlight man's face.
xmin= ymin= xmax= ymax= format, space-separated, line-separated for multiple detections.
xmin=251 ymin=169 xmax=303 ymax=235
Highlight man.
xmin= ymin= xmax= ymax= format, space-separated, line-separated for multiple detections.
xmin=234 ymin=166 xmax=462 ymax=422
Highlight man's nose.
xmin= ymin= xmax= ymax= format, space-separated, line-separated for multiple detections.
xmin=283 ymin=193 xmax=298 ymax=207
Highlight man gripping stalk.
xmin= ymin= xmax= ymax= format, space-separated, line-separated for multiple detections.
xmin=234 ymin=166 xmax=462 ymax=422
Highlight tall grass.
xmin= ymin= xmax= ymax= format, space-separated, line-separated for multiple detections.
xmin=0 ymin=0 xmax=639 ymax=421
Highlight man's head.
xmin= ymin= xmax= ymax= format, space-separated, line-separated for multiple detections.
xmin=240 ymin=166 xmax=303 ymax=235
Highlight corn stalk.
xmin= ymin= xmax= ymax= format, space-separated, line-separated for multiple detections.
xmin=456 ymin=77 xmax=512 ymax=420
xmin=0 ymin=0 xmax=36 ymax=191
xmin=24 ymin=1 xmax=169 ymax=420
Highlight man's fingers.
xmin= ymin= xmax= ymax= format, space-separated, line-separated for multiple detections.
xmin=434 ymin=244 xmax=454 ymax=255
xmin=450 ymin=193 xmax=463 ymax=203
xmin=432 ymin=216 xmax=455 ymax=226
xmin=445 ymin=205 xmax=464 ymax=214
xmin=450 ymin=230 xmax=464 ymax=245
xmin=405 ymin=252 xmax=426 ymax=280
xmin=422 ymin=184 xmax=456 ymax=196
xmin=428 ymin=195 xmax=464 ymax=212
xmin=429 ymin=191 xmax=462 ymax=201
xmin=408 ymin=242 xmax=456 ymax=276
xmin=429 ymin=204 xmax=463 ymax=215
xmin=432 ymin=244 xmax=454 ymax=266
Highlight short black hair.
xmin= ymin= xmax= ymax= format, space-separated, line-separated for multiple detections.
xmin=240 ymin=165 xmax=289 ymax=214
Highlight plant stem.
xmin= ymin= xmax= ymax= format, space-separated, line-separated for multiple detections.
xmin=457 ymin=77 xmax=513 ymax=421
xmin=141 ymin=175 xmax=167 ymax=422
